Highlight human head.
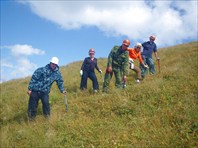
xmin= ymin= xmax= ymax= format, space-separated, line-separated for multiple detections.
xmin=50 ymin=57 xmax=59 ymax=70
xmin=89 ymin=48 xmax=95 ymax=58
xmin=149 ymin=35 xmax=156 ymax=42
xmin=122 ymin=39 xmax=130 ymax=50
xmin=134 ymin=43 xmax=142 ymax=52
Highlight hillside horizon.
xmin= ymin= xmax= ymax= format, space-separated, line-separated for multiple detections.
xmin=1 ymin=41 xmax=197 ymax=84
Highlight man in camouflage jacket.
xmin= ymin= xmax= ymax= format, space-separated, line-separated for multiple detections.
xmin=27 ymin=57 xmax=66 ymax=119
xmin=102 ymin=39 xmax=130 ymax=92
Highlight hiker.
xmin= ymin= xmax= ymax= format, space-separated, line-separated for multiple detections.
xmin=140 ymin=35 xmax=160 ymax=78
xmin=127 ymin=43 xmax=148 ymax=83
xmin=102 ymin=39 xmax=130 ymax=92
xmin=27 ymin=57 xmax=66 ymax=119
xmin=80 ymin=48 xmax=102 ymax=92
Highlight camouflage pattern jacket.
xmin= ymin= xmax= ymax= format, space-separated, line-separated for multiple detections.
xmin=28 ymin=64 xmax=65 ymax=94
xmin=107 ymin=45 xmax=129 ymax=76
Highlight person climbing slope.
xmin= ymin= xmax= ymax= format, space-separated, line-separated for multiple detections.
xmin=27 ymin=57 xmax=66 ymax=120
xmin=140 ymin=35 xmax=160 ymax=78
xmin=127 ymin=43 xmax=148 ymax=83
xmin=103 ymin=39 xmax=130 ymax=92
xmin=80 ymin=48 xmax=102 ymax=92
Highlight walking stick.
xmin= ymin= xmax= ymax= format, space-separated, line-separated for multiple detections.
xmin=157 ymin=59 xmax=161 ymax=73
xmin=100 ymin=73 xmax=104 ymax=83
xmin=64 ymin=95 xmax=68 ymax=112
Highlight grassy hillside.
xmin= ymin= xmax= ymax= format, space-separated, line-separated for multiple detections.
xmin=1 ymin=41 xmax=198 ymax=147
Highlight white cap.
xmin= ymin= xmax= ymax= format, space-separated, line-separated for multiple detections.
xmin=50 ymin=57 xmax=59 ymax=65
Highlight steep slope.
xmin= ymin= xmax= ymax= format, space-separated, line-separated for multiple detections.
xmin=1 ymin=41 xmax=197 ymax=147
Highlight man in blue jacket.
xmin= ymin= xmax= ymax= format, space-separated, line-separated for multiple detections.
xmin=140 ymin=35 xmax=160 ymax=78
xmin=27 ymin=57 xmax=66 ymax=119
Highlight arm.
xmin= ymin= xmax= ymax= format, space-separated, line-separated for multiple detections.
xmin=28 ymin=68 xmax=43 ymax=91
xmin=123 ymin=52 xmax=129 ymax=77
xmin=56 ymin=71 xmax=66 ymax=94
xmin=105 ymin=48 xmax=114 ymax=73
xmin=80 ymin=58 xmax=86 ymax=76
xmin=107 ymin=50 xmax=113 ymax=67
xmin=81 ymin=58 xmax=86 ymax=70
xmin=154 ymin=51 xmax=160 ymax=60
xmin=95 ymin=58 xmax=100 ymax=72
xmin=137 ymin=53 xmax=144 ymax=64
xmin=153 ymin=44 xmax=160 ymax=60
xmin=95 ymin=59 xmax=102 ymax=74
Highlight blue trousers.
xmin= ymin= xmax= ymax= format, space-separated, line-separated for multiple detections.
xmin=80 ymin=71 xmax=99 ymax=90
xmin=140 ymin=55 xmax=155 ymax=78
xmin=27 ymin=91 xmax=50 ymax=119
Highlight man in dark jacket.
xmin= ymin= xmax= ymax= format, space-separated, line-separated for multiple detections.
xmin=102 ymin=39 xmax=130 ymax=92
xmin=27 ymin=57 xmax=66 ymax=119
xmin=140 ymin=35 xmax=160 ymax=78
xmin=80 ymin=48 xmax=102 ymax=92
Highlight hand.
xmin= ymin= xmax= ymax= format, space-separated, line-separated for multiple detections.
xmin=129 ymin=58 xmax=134 ymax=64
xmin=144 ymin=64 xmax=149 ymax=69
xmin=123 ymin=76 xmax=127 ymax=82
xmin=107 ymin=66 xmax=112 ymax=73
xmin=99 ymin=69 xmax=102 ymax=74
xmin=62 ymin=90 xmax=67 ymax=95
xmin=27 ymin=90 xmax=32 ymax=96
xmin=156 ymin=57 xmax=160 ymax=61
xmin=80 ymin=70 xmax=83 ymax=76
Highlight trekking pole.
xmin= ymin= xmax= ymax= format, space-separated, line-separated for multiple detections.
xmin=100 ymin=73 xmax=104 ymax=83
xmin=157 ymin=59 xmax=161 ymax=73
xmin=64 ymin=95 xmax=68 ymax=112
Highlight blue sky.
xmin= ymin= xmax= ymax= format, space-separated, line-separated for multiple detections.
xmin=1 ymin=0 xmax=197 ymax=82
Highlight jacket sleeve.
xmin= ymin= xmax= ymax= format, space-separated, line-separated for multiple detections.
xmin=153 ymin=43 xmax=157 ymax=52
xmin=95 ymin=59 xmax=100 ymax=72
xmin=107 ymin=48 xmax=114 ymax=67
xmin=28 ymin=68 xmax=43 ymax=90
xmin=142 ymin=42 xmax=146 ymax=48
xmin=81 ymin=58 xmax=86 ymax=70
xmin=138 ymin=53 xmax=144 ymax=64
xmin=56 ymin=71 xmax=65 ymax=93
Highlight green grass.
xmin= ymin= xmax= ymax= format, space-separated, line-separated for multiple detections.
xmin=1 ymin=41 xmax=198 ymax=147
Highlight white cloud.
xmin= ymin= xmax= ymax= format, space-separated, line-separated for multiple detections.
xmin=20 ymin=0 xmax=197 ymax=47
xmin=1 ymin=45 xmax=45 ymax=82
xmin=10 ymin=58 xmax=37 ymax=78
xmin=5 ymin=44 xmax=45 ymax=56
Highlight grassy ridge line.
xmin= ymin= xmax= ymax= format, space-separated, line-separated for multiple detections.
xmin=0 ymin=41 xmax=198 ymax=147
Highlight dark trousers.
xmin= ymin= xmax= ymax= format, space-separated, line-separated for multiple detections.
xmin=80 ymin=71 xmax=99 ymax=90
xmin=27 ymin=91 xmax=50 ymax=119
xmin=103 ymin=67 xmax=123 ymax=92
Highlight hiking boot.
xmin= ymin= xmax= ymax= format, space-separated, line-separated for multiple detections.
xmin=150 ymin=72 xmax=155 ymax=75
xmin=81 ymin=87 xmax=86 ymax=91
xmin=136 ymin=79 xmax=140 ymax=83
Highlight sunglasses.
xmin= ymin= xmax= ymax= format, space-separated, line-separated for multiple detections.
xmin=123 ymin=44 xmax=129 ymax=47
